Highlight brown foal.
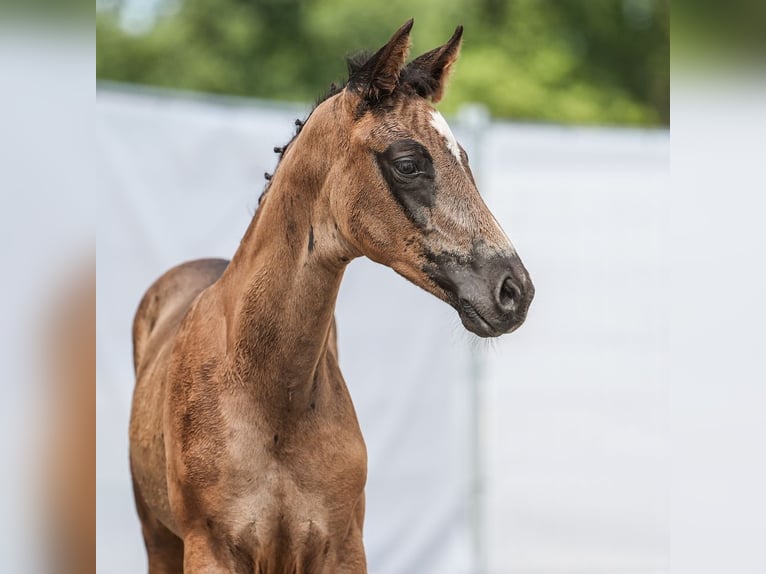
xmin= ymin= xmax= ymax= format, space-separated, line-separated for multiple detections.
xmin=129 ymin=20 xmax=533 ymax=573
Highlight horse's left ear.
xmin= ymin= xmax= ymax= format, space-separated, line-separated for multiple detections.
xmin=404 ymin=25 xmax=463 ymax=103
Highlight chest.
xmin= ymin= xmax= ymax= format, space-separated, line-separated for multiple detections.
xmin=197 ymin=394 xmax=368 ymax=565
xmin=167 ymin=349 xmax=368 ymax=525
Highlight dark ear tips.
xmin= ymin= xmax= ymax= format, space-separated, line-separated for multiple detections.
xmin=348 ymin=19 xmax=414 ymax=104
xmin=346 ymin=20 xmax=463 ymax=106
xmin=439 ymin=25 xmax=464 ymax=66
xmin=447 ymin=25 xmax=464 ymax=47
xmin=403 ymin=24 xmax=464 ymax=103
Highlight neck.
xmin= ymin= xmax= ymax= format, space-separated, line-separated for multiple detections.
xmin=217 ymin=120 xmax=356 ymax=413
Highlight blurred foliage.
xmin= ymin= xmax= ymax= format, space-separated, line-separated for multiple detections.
xmin=673 ymin=0 xmax=766 ymax=64
xmin=97 ymin=0 xmax=669 ymax=126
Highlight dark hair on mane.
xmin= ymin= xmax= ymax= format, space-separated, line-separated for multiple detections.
xmin=257 ymin=49 xmax=427 ymax=209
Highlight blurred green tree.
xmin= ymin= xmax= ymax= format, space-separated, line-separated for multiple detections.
xmin=97 ymin=0 xmax=668 ymax=126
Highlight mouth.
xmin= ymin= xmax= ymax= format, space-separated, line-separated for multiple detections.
xmin=457 ymin=299 xmax=503 ymax=338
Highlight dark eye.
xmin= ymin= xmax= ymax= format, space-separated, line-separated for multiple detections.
xmin=394 ymin=158 xmax=418 ymax=176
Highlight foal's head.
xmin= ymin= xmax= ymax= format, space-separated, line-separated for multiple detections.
xmin=283 ymin=20 xmax=534 ymax=337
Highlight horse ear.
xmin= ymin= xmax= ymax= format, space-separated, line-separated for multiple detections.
xmin=404 ymin=25 xmax=463 ymax=103
xmin=348 ymin=19 xmax=414 ymax=103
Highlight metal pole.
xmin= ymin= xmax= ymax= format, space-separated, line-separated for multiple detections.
xmin=457 ymin=103 xmax=491 ymax=574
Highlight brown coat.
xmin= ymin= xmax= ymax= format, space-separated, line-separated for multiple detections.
xmin=129 ymin=20 xmax=533 ymax=573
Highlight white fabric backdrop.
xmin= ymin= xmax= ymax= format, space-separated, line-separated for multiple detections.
xmin=96 ymin=86 xmax=669 ymax=573
xmin=479 ymin=126 xmax=668 ymax=573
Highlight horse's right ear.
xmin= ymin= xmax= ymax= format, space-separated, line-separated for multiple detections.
xmin=347 ymin=19 xmax=414 ymax=104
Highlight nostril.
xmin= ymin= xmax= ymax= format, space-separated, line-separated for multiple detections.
xmin=498 ymin=277 xmax=521 ymax=311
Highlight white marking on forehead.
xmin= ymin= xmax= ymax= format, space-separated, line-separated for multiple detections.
xmin=429 ymin=110 xmax=462 ymax=163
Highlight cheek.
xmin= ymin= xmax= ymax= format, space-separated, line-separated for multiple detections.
xmin=340 ymin=181 xmax=408 ymax=259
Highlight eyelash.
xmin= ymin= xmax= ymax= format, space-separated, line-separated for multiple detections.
xmin=394 ymin=159 xmax=418 ymax=175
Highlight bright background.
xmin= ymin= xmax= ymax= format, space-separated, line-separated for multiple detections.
xmin=5 ymin=1 xmax=766 ymax=573
xmin=94 ymin=2 xmax=677 ymax=573
xmin=96 ymin=87 xmax=668 ymax=573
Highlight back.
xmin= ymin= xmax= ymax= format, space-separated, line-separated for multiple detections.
xmin=132 ymin=258 xmax=229 ymax=376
